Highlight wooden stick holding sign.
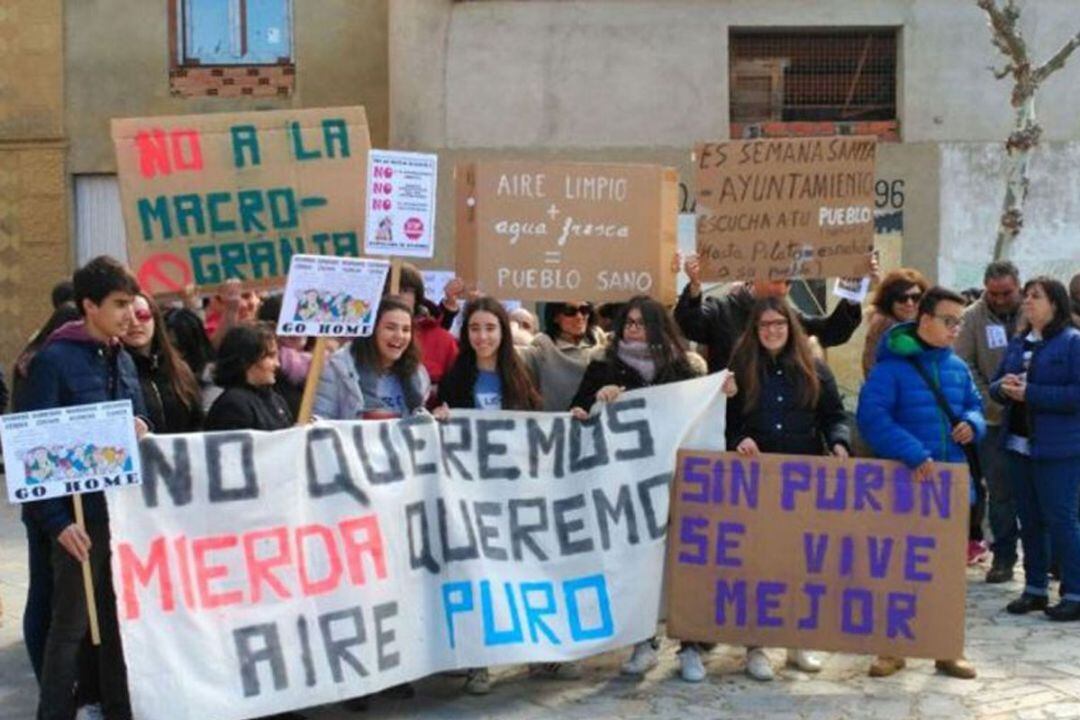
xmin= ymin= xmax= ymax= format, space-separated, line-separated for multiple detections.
xmin=389 ymin=258 xmax=402 ymax=296
xmin=276 ymin=254 xmax=393 ymax=425
xmin=72 ymin=493 xmax=102 ymax=645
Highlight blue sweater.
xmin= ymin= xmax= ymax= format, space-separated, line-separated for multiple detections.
xmin=857 ymin=323 xmax=986 ymax=468
xmin=990 ymin=326 xmax=1080 ymax=460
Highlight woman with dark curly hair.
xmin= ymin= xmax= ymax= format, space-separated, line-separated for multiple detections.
xmin=862 ymin=268 xmax=930 ymax=378
xmin=205 ymin=323 xmax=292 ymax=431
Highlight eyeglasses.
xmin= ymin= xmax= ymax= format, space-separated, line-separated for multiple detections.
xmin=134 ymin=309 xmax=153 ymax=323
xmin=757 ymin=319 xmax=789 ymax=331
xmin=560 ymin=304 xmax=591 ymax=317
xmin=933 ymin=314 xmax=963 ymax=330
xmin=895 ymin=291 xmax=922 ymax=305
xmin=624 ymin=318 xmax=645 ymax=329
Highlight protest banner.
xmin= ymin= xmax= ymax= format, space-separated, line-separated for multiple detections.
xmin=112 ymin=107 xmax=371 ymax=295
xmin=364 ymin=150 xmax=438 ymax=259
xmin=275 ymin=254 xmax=390 ymax=338
xmin=455 ymin=160 xmax=679 ymax=303
xmin=2 ymin=400 xmax=142 ymax=503
xmin=666 ymin=451 xmax=968 ymax=660
xmin=694 ymin=136 xmax=877 ymax=282
xmin=109 ymin=374 xmax=728 ymax=720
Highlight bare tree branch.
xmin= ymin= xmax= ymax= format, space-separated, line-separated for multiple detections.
xmin=977 ymin=0 xmax=1030 ymax=64
xmin=1034 ymin=30 xmax=1080 ymax=83
xmin=990 ymin=64 xmax=1014 ymax=79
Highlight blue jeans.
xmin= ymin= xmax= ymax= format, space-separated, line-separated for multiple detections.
xmin=1007 ymin=452 xmax=1080 ymax=601
xmin=23 ymin=515 xmax=53 ymax=683
xmin=981 ymin=426 xmax=1019 ymax=566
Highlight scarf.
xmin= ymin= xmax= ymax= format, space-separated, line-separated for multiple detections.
xmin=617 ymin=340 xmax=657 ymax=383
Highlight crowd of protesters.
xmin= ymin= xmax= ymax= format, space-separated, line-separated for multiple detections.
xmin=4 ymin=252 xmax=1080 ymax=719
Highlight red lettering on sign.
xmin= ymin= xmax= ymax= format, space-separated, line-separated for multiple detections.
xmin=193 ymin=535 xmax=243 ymax=609
xmin=244 ymin=527 xmax=292 ymax=603
xmin=296 ymin=524 xmax=344 ymax=596
xmin=340 ymin=516 xmax=387 ymax=585
xmin=118 ymin=538 xmax=175 ymax=621
xmin=137 ymin=253 xmax=193 ymax=296
xmin=134 ymin=128 xmax=203 ymax=178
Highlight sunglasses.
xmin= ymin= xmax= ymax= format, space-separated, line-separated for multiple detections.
xmin=134 ymin=309 xmax=153 ymax=323
xmin=560 ymin=304 xmax=592 ymax=317
xmin=895 ymin=291 xmax=922 ymax=305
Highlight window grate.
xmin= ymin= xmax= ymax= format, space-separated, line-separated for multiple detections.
xmin=730 ymin=29 xmax=897 ymax=123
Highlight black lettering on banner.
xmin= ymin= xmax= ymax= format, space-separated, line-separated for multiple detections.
xmin=439 ymin=418 xmax=474 ymax=480
xmin=233 ymin=623 xmax=287 ymax=697
xmin=607 ymin=398 xmax=655 ymax=461
xmin=438 ymin=499 xmax=480 ymax=562
xmin=477 ymin=419 xmax=522 ymax=480
xmin=139 ymin=437 xmax=192 ymax=508
xmin=527 ymin=417 xmax=565 ymax=478
xmin=297 ymin=615 xmax=317 ymax=687
xmin=474 ymin=501 xmax=508 ymax=560
xmin=553 ymin=494 xmax=595 ymax=555
xmin=405 ymin=501 xmax=440 ymax=574
xmin=319 ymin=607 xmax=369 ymax=682
xmin=306 ymin=427 xmax=368 ymax=506
xmin=399 ymin=415 xmax=439 ymax=476
xmin=637 ymin=473 xmax=670 ymax=540
xmin=373 ymin=601 xmax=400 ymax=671
xmin=509 ymin=497 xmax=550 ymax=561
xmin=207 ymin=433 xmax=258 ymax=502
xmin=569 ymin=414 xmax=609 ymax=472
xmin=593 ymin=484 xmax=640 ymax=550
xmin=352 ymin=424 xmax=404 ymax=485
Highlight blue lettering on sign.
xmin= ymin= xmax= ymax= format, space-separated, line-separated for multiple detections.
xmin=481 ymin=581 xmax=524 ymax=646
xmin=564 ymin=574 xmax=614 ymax=641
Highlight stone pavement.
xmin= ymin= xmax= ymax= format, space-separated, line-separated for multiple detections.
xmin=2 ymin=499 xmax=1079 ymax=720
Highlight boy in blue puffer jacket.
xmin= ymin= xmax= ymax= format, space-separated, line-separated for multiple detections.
xmin=857 ymin=286 xmax=986 ymax=681
xmin=21 ymin=256 xmax=148 ymax=720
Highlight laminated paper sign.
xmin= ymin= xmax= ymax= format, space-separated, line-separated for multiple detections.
xmin=455 ymin=161 xmax=679 ymax=303
xmin=694 ymin=136 xmax=877 ymax=282
xmin=275 ymin=254 xmax=391 ymax=337
xmin=112 ymin=107 xmax=371 ymax=296
xmin=1 ymin=401 xmax=141 ymax=503
xmin=364 ymin=149 xmax=438 ymax=258
xmin=666 ymin=451 xmax=969 ymax=660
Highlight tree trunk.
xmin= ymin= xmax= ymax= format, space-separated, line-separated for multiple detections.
xmin=993 ymin=94 xmax=1038 ymax=260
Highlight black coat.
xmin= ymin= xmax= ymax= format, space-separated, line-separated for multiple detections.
xmin=726 ymin=358 xmax=850 ymax=456
xmin=675 ymin=285 xmax=862 ymax=373
xmin=205 ymin=384 xmax=293 ymax=432
xmin=571 ymin=352 xmax=702 ymax=411
xmin=132 ymin=352 xmax=203 ymax=434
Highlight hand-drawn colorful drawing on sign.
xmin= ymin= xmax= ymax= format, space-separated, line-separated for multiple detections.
xmin=23 ymin=444 xmax=134 ymax=485
xmin=292 ymin=289 xmax=371 ymax=325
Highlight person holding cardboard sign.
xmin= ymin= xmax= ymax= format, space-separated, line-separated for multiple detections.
xmin=675 ymin=254 xmax=866 ymax=372
xmin=716 ymin=296 xmax=851 ymax=682
xmin=857 ymin=286 xmax=984 ymax=680
xmin=21 ymin=256 xmax=150 ymax=720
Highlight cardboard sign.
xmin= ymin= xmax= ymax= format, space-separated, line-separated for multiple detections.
xmin=455 ymin=161 xmax=679 ymax=303
xmin=1 ymin=401 xmax=141 ymax=503
xmin=275 ymin=254 xmax=390 ymax=337
xmin=694 ymin=137 xmax=877 ymax=282
xmin=112 ymin=107 xmax=371 ymax=295
xmin=666 ymin=451 xmax=968 ymax=660
xmin=833 ymin=276 xmax=871 ymax=303
xmin=109 ymin=374 xmax=729 ymax=720
xmin=364 ymin=149 xmax=438 ymax=258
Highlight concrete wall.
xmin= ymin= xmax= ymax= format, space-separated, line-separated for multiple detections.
xmin=66 ymin=0 xmax=390 ymax=173
xmin=0 ymin=0 xmax=70 ymax=372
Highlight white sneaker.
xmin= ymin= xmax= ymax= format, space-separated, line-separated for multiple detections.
xmin=76 ymin=705 xmax=105 ymax=720
xmin=787 ymin=648 xmax=823 ymax=672
xmin=678 ymin=646 xmax=707 ymax=683
xmin=621 ymin=641 xmax=659 ymax=675
xmin=746 ymin=648 xmax=775 ymax=681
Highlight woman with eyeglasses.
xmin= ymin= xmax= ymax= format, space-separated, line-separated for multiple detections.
xmin=722 ymin=297 xmax=851 ymax=682
xmin=519 ymin=300 xmax=608 ymax=411
xmin=568 ymin=296 xmax=732 ymax=683
xmin=122 ymin=293 xmax=204 ymax=434
xmin=863 ymin=269 xmax=930 ymax=378
xmin=205 ymin=323 xmax=293 ymax=431
xmin=992 ymin=277 xmax=1080 ymax=622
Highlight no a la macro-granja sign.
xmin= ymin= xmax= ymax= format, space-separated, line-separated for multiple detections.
xmin=112 ymin=107 xmax=372 ymax=295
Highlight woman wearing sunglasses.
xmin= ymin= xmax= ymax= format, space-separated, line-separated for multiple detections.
xmin=122 ymin=293 xmax=204 ymax=434
xmin=519 ymin=301 xmax=607 ymax=411
xmin=863 ymin=269 xmax=929 ymax=378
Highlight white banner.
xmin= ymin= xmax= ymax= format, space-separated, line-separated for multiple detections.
xmin=109 ymin=374 xmax=728 ymax=720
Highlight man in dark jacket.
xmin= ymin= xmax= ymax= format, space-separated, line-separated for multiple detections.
xmin=22 ymin=255 xmax=147 ymax=720
xmin=675 ymin=255 xmax=865 ymax=372
xmin=857 ymin=286 xmax=984 ymax=681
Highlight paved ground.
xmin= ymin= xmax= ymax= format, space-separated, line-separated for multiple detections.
xmin=2 ymin=500 xmax=1079 ymax=720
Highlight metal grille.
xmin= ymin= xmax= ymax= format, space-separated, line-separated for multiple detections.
xmin=730 ymin=29 xmax=897 ymax=122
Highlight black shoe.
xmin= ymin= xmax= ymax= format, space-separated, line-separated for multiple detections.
xmin=1045 ymin=600 xmax=1080 ymax=622
xmin=986 ymin=564 xmax=1015 ymax=584
xmin=379 ymin=682 xmax=416 ymax=700
xmin=1006 ymin=593 xmax=1048 ymax=614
